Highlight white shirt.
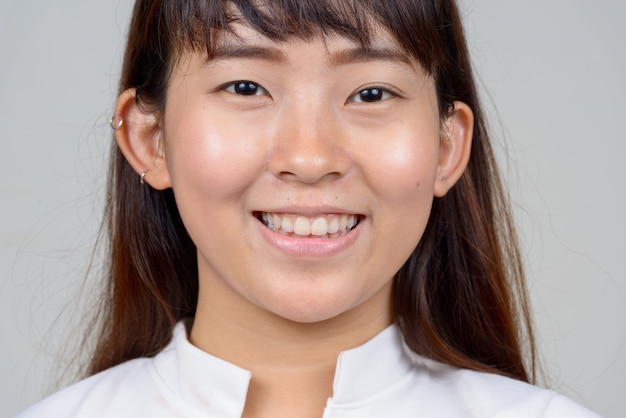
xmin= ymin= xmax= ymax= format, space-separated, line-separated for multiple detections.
xmin=17 ymin=321 xmax=600 ymax=417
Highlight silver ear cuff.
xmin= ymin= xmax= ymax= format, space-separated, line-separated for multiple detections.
xmin=110 ymin=116 xmax=123 ymax=131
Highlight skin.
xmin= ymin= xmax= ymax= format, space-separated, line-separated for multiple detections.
xmin=114 ymin=24 xmax=473 ymax=418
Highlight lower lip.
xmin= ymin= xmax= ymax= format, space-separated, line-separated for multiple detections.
xmin=256 ymin=218 xmax=362 ymax=258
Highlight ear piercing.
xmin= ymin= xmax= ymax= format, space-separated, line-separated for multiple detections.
xmin=110 ymin=116 xmax=123 ymax=130
xmin=109 ymin=115 xmax=148 ymax=185
xmin=110 ymin=116 xmax=148 ymax=185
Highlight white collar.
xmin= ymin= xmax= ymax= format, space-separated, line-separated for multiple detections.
xmin=152 ymin=320 xmax=413 ymax=414
xmin=152 ymin=320 xmax=251 ymax=416
xmin=331 ymin=324 xmax=414 ymax=404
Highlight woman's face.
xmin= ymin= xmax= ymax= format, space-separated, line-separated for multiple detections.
xmin=161 ymin=25 xmax=455 ymax=325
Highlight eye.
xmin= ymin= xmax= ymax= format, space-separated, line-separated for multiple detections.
xmin=349 ymin=87 xmax=395 ymax=103
xmin=224 ymin=81 xmax=270 ymax=96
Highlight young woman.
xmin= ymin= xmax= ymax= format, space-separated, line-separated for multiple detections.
xmin=18 ymin=0 xmax=599 ymax=417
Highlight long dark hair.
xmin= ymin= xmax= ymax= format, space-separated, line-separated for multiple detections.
xmin=87 ymin=0 xmax=535 ymax=383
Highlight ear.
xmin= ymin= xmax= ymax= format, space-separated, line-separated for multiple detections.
xmin=434 ymin=101 xmax=474 ymax=197
xmin=112 ymin=88 xmax=171 ymax=190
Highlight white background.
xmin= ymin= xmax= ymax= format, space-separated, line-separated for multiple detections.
xmin=1 ymin=1 xmax=624 ymax=417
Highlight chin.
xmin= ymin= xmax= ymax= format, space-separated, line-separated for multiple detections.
xmin=259 ymin=286 xmax=383 ymax=326
xmin=255 ymin=290 xmax=352 ymax=324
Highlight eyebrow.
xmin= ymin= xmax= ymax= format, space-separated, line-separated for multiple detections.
xmin=209 ymin=44 xmax=287 ymax=63
xmin=208 ymin=42 xmax=413 ymax=67
xmin=328 ymin=46 xmax=413 ymax=67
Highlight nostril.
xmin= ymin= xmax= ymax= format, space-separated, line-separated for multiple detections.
xmin=268 ymin=142 xmax=351 ymax=184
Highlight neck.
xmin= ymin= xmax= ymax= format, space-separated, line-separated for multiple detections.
xmin=189 ymin=271 xmax=393 ymax=418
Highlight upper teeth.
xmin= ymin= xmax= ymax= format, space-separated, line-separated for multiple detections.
xmin=260 ymin=213 xmax=359 ymax=237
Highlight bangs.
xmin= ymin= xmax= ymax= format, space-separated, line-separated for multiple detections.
xmin=173 ymin=0 xmax=446 ymax=74
xmin=127 ymin=0 xmax=460 ymax=115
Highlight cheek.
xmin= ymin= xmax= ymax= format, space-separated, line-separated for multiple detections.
xmin=165 ymin=108 xmax=265 ymax=199
xmin=359 ymin=129 xmax=440 ymax=204
xmin=356 ymin=123 xmax=441 ymax=259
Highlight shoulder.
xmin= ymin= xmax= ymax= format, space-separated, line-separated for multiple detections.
xmin=406 ymin=355 xmax=600 ymax=417
xmin=14 ymin=336 xmax=205 ymax=418
xmin=15 ymin=357 xmax=177 ymax=418
xmin=14 ymin=320 xmax=243 ymax=418
xmin=454 ymin=369 xmax=599 ymax=417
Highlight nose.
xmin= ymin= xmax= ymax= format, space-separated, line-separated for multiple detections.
xmin=268 ymin=100 xmax=351 ymax=184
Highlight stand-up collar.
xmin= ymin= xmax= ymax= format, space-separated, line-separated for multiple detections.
xmin=330 ymin=324 xmax=413 ymax=405
xmin=152 ymin=320 xmax=252 ymax=417
xmin=152 ymin=322 xmax=411 ymax=415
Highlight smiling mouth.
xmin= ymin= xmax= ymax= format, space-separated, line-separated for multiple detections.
xmin=255 ymin=212 xmax=361 ymax=238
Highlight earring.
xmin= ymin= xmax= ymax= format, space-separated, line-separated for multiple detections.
xmin=140 ymin=171 xmax=147 ymax=185
xmin=109 ymin=116 xmax=123 ymax=131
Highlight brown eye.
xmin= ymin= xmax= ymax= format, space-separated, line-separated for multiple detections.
xmin=225 ymin=81 xmax=269 ymax=96
xmin=349 ymin=87 xmax=394 ymax=103
xmin=359 ymin=88 xmax=383 ymax=102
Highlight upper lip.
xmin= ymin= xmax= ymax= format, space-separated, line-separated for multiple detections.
xmin=253 ymin=206 xmax=365 ymax=217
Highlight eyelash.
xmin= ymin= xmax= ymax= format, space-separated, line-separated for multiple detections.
xmin=223 ymin=81 xmax=270 ymax=97
xmin=348 ymin=87 xmax=396 ymax=103
xmin=221 ymin=80 xmax=397 ymax=103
